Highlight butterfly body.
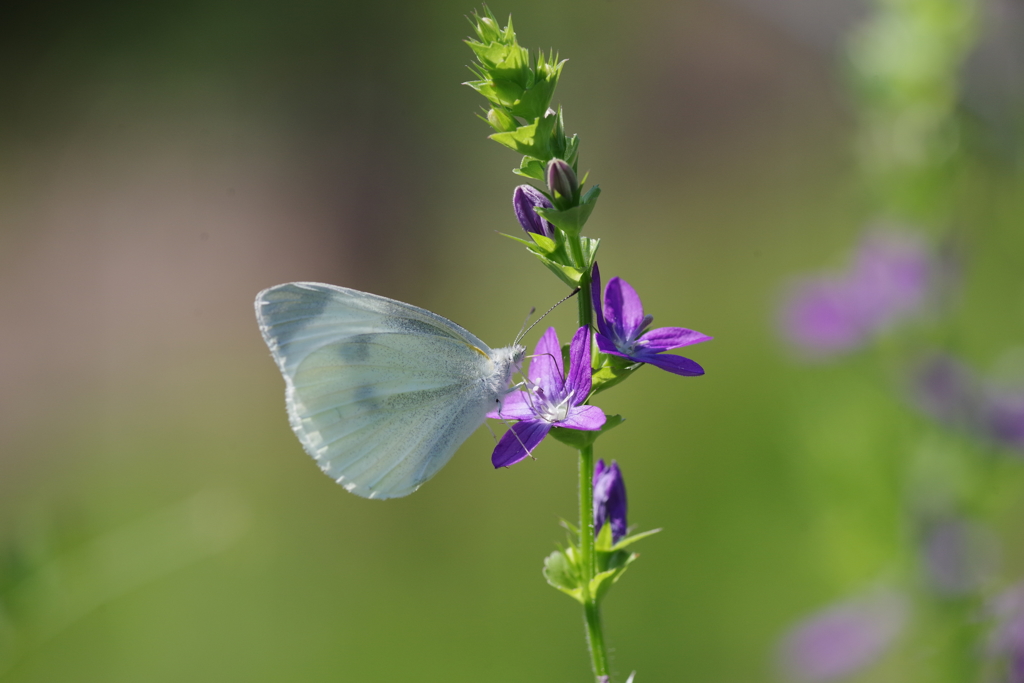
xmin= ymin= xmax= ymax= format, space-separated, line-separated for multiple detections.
xmin=256 ymin=282 xmax=524 ymax=499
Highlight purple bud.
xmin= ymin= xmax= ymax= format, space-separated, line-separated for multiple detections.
xmin=593 ymin=459 xmax=627 ymax=542
xmin=546 ymin=158 xmax=578 ymax=203
xmin=512 ymin=185 xmax=554 ymax=238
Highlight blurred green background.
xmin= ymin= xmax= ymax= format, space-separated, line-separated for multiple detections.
xmin=1 ymin=0 xmax=1022 ymax=681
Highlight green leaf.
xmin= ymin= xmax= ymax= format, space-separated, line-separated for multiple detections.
xmin=590 ymin=354 xmax=640 ymax=395
xmin=581 ymin=236 xmax=600 ymax=265
xmin=485 ymin=107 xmax=518 ymax=133
xmin=465 ymin=40 xmax=511 ymax=70
xmin=594 ymin=522 xmax=615 ymax=552
xmin=611 ymin=528 xmax=663 ymax=551
xmin=513 ymin=156 xmax=546 ymax=180
xmin=497 ymin=232 xmax=537 ymax=248
xmin=489 ymin=112 xmax=557 ymax=159
xmin=534 ymin=254 xmax=584 ymax=288
xmin=543 ymin=549 xmax=584 ymax=603
xmin=529 ymin=231 xmax=557 ymax=253
xmin=534 ymin=186 xmax=600 ymax=238
xmin=549 ymin=414 xmax=624 ymax=449
xmin=510 ymin=73 xmax=557 ymax=120
xmin=589 ymin=552 xmax=637 ymax=603
xmin=558 ymin=519 xmax=580 ymax=537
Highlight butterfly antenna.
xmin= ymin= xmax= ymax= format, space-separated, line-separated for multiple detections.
xmin=515 ymin=287 xmax=580 ymax=346
xmin=515 ymin=306 xmax=537 ymax=347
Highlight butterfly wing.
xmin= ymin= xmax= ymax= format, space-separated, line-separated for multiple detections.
xmin=256 ymin=282 xmax=498 ymax=499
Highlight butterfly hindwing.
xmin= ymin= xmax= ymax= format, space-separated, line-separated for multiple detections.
xmin=256 ymin=283 xmax=497 ymax=499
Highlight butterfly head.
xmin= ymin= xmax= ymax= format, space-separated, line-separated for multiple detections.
xmin=488 ymin=344 xmax=527 ymax=397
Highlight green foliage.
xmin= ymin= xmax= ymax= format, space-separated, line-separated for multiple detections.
xmin=499 ymin=229 xmax=599 ymax=287
xmin=542 ymin=523 xmax=659 ymax=605
xmin=464 ymin=6 xmax=566 ymax=163
xmin=535 ymin=186 xmax=601 ymax=238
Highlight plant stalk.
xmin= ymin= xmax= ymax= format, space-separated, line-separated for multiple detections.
xmin=572 ymin=249 xmax=607 ymax=680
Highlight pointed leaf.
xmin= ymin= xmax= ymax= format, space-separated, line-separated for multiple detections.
xmin=513 ymin=156 xmax=547 ymax=180
xmin=529 ymin=231 xmax=557 ymax=254
xmin=533 ymin=254 xmax=583 ymax=287
xmin=589 ymin=552 xmax=637 ymax=602
xmin=591 ymin=354 xmax=640 ymax=395
xmin=534 ymin=186 xmax=600 ymax=238
xmin=489 ymin=113 xmax=557 ymax=159
xmin=595 ymin=522 xmax=615 ymax=552
xmin=611 ymin=528 xmax=663 ymax=551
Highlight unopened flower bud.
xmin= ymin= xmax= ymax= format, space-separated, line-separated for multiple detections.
xmin=512 ymin=185 xmax=554 ymax=238
xmin=487 ymin=107 xmax=518 ymax=133
xmin=546 ymin=158 xmax=578 ymax=203
xmin=593 ymin=459 xmax=627 ymax=542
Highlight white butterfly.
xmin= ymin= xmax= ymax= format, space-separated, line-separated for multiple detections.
xmin=255 ymin=282 xmax=526 ymax=499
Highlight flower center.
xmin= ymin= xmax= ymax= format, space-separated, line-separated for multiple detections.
xmin=538 ymin=391 xmax=573 ymax=424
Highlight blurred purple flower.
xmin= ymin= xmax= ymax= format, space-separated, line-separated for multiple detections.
xmin=911 ymin=353 xmax=1024 ymax=454
xmin=512 ymin=184 xmax=554 ymax=238
xmin=920 ymin=517 xmax=996 ymax=596
xmin=781 ymin=231 xmax=933 ymax=357
xmin=487 ymin=326 xmax=605 ymax=468
xmin=593 ymin=459 xmax=627 ymax=542
xmin=779 ymin=589 xmax=909 ymax=682
xmin=912 ymin=353 xmax=981 ymax=429
xmin=990 ymin=584 xmax=1024 ymax=682
xmin=985 ymin=390 xmax=1024 ymax=452
xmin=591 ymin=263 xmax=711 ymax=376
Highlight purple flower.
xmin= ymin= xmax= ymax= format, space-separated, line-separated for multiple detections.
xmin=779 ymin=589 xmax=909 ymax=682
xmin=920 ymin=517 xmax=996 ymax=596
xmin=990 ymin=584 xmax=1024 ymax=682
xmin=512 ymin=185 xmax=554 ymax=238
xmin=911 ymin=353 xmax=981 ymax=429
xmin=985 ymin=390 xmax=1024 ymax=452
xmin=487 ymin=326 xmax=606 ymax=468
xmin=593 ymin=460 xmax=627 ymax=542
xmin=910 ymin=352 xmax=1024 ymax=454
xmin=590 ymin=263 xmax=711 ymax=376
xmin=781 ymin=231 xmax=933 ymax=357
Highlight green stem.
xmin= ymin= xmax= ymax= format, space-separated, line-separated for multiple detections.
xmin=573 ymin=250 xmax=606 ymax=680
xmin=569 ymin=236 xmax=593 ymax=330
xmin=578 ymin=444 xmax=609 ymax=679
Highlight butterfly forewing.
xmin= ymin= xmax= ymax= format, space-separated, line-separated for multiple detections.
xmin=256 ymin=283 xmax=500 ymax=499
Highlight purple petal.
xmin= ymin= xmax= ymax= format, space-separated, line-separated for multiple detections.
xmin=638 ymin=327 xmax=713 ymax=352
xmin=486 ymin=390 xmax=536 ymax=421
xmin=604 ymin=277 xmax=645 ymax=338
xmin=595 ymin=332 xmax=628 ymax=358
xmin=528 ymin=327 xmax=565 ymax=400
xmin=637 ymin=352 xmax=705 ymax=376
xmin=491 ymin=420 xmax=551 ymax=468
xmin=591 ymin=263 xmax=610 ymax=337
xmin=565 ymin=326 xmax=593 ymax=402
xmin=557 ymin=405 xmax=606 ymax=431
xmin=512 ymin=185 xmax=553 ymax=237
